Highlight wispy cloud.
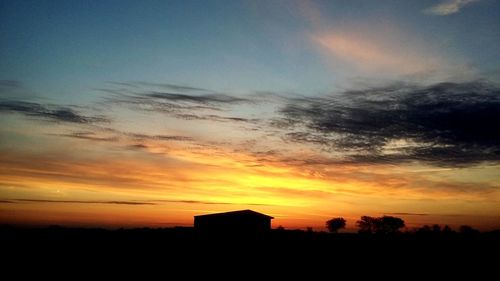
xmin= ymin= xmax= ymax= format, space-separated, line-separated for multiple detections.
xmin=0 ymin=198 xmax=270 ymax=206
xmin=174 ymin=113 xmax=258 ymax=123
xmin=385 ymin=212 xmax=429 ymax=216
xmin=424 ymin=0 xmax=478 ymax=16
xmin=129 ymin=133 xmax=194 ymax=142
xmin=311 ymin=28 xmax=469 ymax=81
xmin=102 ymin=81 xmax=249 ymax=106
xmin=314 ymin=33 xmax=442 ymax=76
xmin=108 ymin=81 xmax=209 ymax=92
xmin=145 ymin=92 xmax=250 ymax=104
xmin=128 ymin=144 xmax=148 ymax=149
xmin=278 ymin=81 xmax=500 ymax=167
xmin=9 ymin=199 xmax=156 ymax=205
xmin=50 ymin=129 xmax=196 ymax=153
xmin=0 ymin=101 xmax=108 ymax=123
xmin=135 ymin=82 xmax=209 ymax=92
xmin=99 ymin=82 xmax=261 ymax=127
xmin=299 ymin=0 xmax=475 ymax=81
xmin=5 ymin=79 xmax=499 ymax=169
xmin=101 ymin=82 xmax=251 ymax=114
xmin=53 ymin=131 xmax=119 ymax=142
xmin=149 ymin=199 xmax=271 ymax=206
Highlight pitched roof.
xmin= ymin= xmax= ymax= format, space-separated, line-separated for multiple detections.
xmin=194 ymin=209 xmax=274 ymax=219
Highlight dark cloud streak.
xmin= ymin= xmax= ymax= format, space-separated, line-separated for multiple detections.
xmin=51 ymin=130 xmax=194 ymax=146
xmin=107 ymin=81 xmax=209 ymax=92
xmin=385 ymin=212 xmax=430 ymax=216
xmin=279 ymin=81 xmax=500 ymax=166
xmin=100 ymin=82 xmax=257 ymax=125
xmin=136 ymin=82 xmax=209 ymax=92
xmin=146 ymin=92 xmax=250 ymax=104
xmin=174 ymin=113 xmax=258 ymax=123
xmin=53 ymin=132 xmax=118 ymax=142
xmin=0 ymin=101 xmax=108 ymax=123
xmin=7 ymin=199 xmax=156 ymax=205
xmin=127 ymin=133 xmax=194 ymax=142
xmin=149 ymin=199 xmax=271 ymax=206
xmin=1 ymin=198 xmax=271 ymax=206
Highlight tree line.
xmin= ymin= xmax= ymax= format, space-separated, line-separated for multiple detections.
xmin=326 ymin=216 xmax=479 ymax=234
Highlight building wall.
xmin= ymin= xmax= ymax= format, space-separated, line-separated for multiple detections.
xmin=194 ymin=214 xmax=271 ymax=233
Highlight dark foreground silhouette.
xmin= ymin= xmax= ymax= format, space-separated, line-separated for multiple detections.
xmin=2 ymin=224 xmax=499 ymax=274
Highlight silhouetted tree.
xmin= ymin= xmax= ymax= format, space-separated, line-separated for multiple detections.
xmin=442 ymin=225 xmax=454 ymax=234
xmin=459 ymin=225 xmax=479 ymax=235
xmin=326 ymin=217 xmax=346 ymax=233
xmin=417 ymin=225 xmax=432 ymax=234
xmin=377 ymin=216 xmax=405 ymax=234
xmin=356 ymin=216 xmax=405 ymax=234
xmin=357 ymin=216 xmax=377 ymax=234
xmin=432 ymin=224 xmax=441 ymax=233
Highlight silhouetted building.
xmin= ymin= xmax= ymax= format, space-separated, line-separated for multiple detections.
xmin=194 ymin=210 xmax=273 ymax=233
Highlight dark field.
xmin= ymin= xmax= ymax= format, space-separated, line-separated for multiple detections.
xmin=2 ymin=225 xmax=498 ymax=274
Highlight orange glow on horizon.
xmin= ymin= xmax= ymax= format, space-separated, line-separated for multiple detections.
xmin=1 ymin=131 xmax=499 ymax=231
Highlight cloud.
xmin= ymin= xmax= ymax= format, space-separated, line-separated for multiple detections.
xmin=385 ymin=212 xmax=429 ymax=216
xmin=102 ymin=81 xmax=249 ymax=106
xmin=174 ymin=113 xmax=258 ymax=123
xmin=312 ymin=30 xmax=459 ymax=80
xmin=135 ymin=82 xmax=209 ymax=92
xmin=54 ymin=132 xmax=119 ymax=142
xmin=0 ymin=101 xmax=108 ymax=123
xmin=145 ymin=92 xmax=250 ymax=104
xmin=128 ymin=144 xmax=148 ymax=149
xmin=299 ymin=1 xmax=475 ymax=81
xmin=101 ymin=80 xmax=252 ymax=107
xmin=9 ymin=199 xmax=156 ymax=205
xmin=131 ymin=134 xmax=194 ymax=142
xmin=51 ymin=130 xmax=195 ymax=152
xmin=0 ymin=198 xmax=271 ymax=206
xmin=149 ymin=199 xmax=270 ymax=206
xmin=278 ymin=81 xmax=500 ymax=166
xmin=424 ymin=0 xmax=478 ymax=16
xmin=99 ymin=82 xmax=260 ymax=125
xmin=314 ymin=34 xmax=430 ymax=75
xmin=108 ymin=81 xmax=209 ymax=92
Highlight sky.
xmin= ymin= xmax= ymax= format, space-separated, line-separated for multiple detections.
xmin=1 ymin=0 xmax=500 ymax=231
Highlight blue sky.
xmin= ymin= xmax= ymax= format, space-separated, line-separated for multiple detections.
xmin=1 ymin=0 xmax=499 ymax=103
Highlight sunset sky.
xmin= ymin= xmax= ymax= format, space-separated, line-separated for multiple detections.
xmin=1 ymin=0 xmax=500 ymax=231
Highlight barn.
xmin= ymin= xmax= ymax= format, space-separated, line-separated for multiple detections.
xmin=194 ymin=209 xmax=273 ymax=233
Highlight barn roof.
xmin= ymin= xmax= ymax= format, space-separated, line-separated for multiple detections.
xmin=194 ymin=209 xmax=274 ymax=219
